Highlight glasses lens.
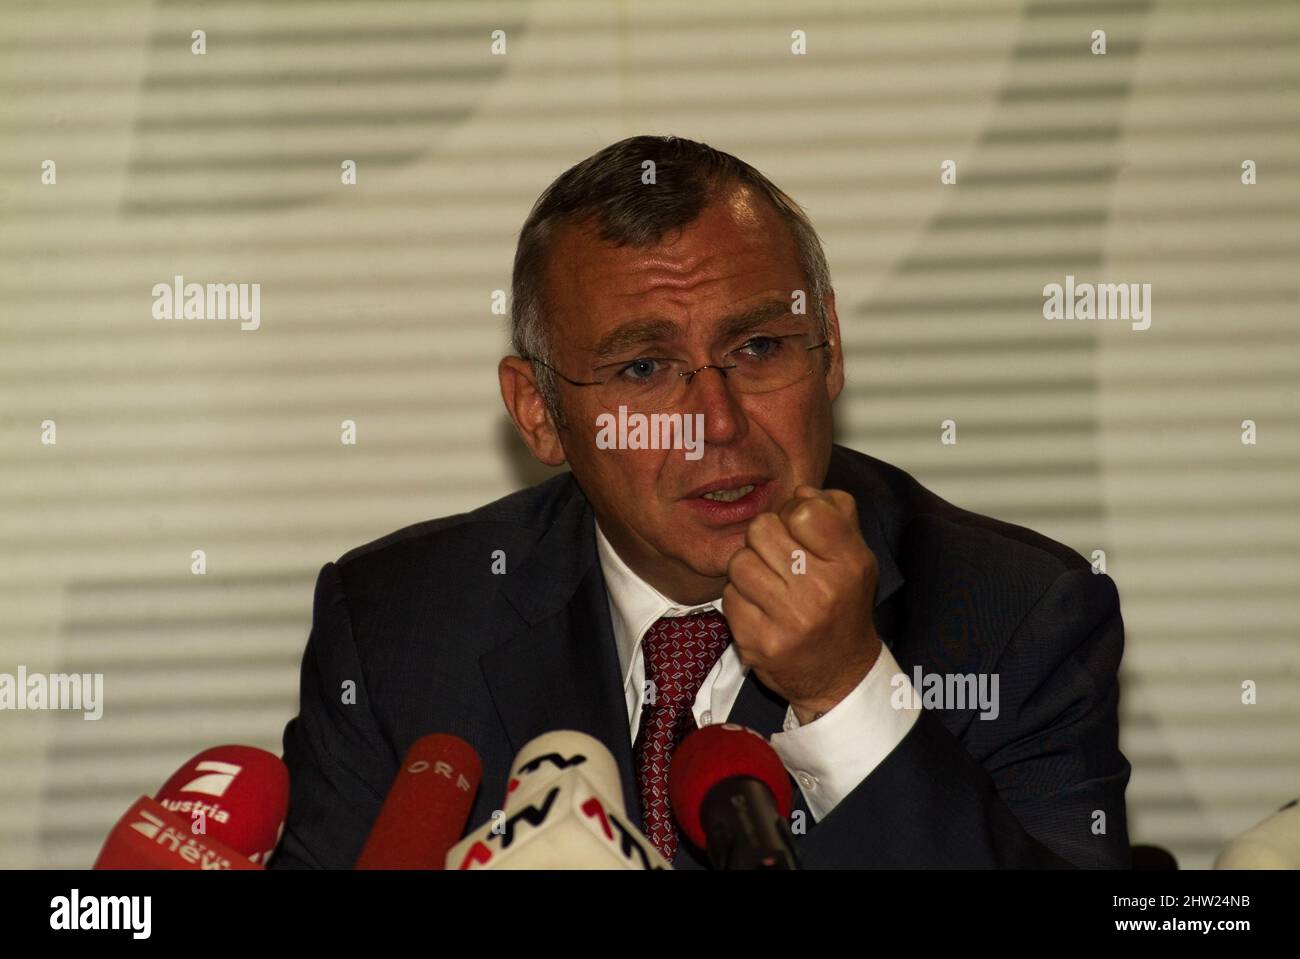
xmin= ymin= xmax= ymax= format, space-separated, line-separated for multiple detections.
xmin=595 ymin=358 xmax=682 ymax=413
xmin=725 ymin=332 xmax=825 ymax=395
xmin=591 ymin=334 xmax=827 ymax=412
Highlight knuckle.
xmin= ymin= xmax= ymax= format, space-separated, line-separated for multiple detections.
xmin=787 ymin=500 xmax=821 ymax=534
xmin=745 ymin=512 xmax=778 ymax=547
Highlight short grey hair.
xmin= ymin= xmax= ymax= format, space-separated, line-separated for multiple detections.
xmin=510 ymin=135 xmax=833 ymax=427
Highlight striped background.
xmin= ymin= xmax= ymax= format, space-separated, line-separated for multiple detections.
xmin=1 ymin=0 xmax=1297 ymax=868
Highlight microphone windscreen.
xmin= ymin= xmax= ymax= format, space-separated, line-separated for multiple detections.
xmin=1215 ymin=799 xmax=1300 ymax=869
xmin=94 ymin=796 xmax=263 ymax=870
xmin=446 ymin=766 xmax=670 ymax=870
xmin=355 ymin=733 xmax=482 ymax=869
xmin=154 ymin=745 xmax=289 ymax=863
xmin=504 ymin=730 xmax=625 ymax=812
xmin=669 ymin=723 xmax=794 ymax=850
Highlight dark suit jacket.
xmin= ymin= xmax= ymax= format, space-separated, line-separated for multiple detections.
xmin=270 ymin=444 xmax=1131 ymax=869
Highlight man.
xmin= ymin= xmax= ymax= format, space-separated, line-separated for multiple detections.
xmin=271 ymin=135 xmax=1131 ymax=869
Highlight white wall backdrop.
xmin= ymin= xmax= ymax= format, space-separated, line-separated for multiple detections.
xmin=1 ymin=0 xmax=1296 ymax=868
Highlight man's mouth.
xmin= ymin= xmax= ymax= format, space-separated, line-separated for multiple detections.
xmin=680 ymin=477 xmax=774 ymax=526
xmin=700 ymin=484 xmax=756 ymax=503
xmin=684 ymin=475 xmax=768 ymax=500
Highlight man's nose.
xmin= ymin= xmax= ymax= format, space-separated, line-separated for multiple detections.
xmin=683 ymin=366 xmax=747 ymax=446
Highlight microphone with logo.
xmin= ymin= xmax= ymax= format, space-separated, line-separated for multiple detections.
xmin=445 ymin=730 xmax=670 ymax=869
xmin=669 ymin=723 xmax=801 ymax=870
xmin=95 ymin=744 xmax=289 ymax=870
xmin=354 ymin=733 xmax=482 ymax=869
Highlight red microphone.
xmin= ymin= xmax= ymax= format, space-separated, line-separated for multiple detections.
xmin=355 ymin=734 xmax=482 ymax=869
xmin=669 ymin=723 xmax=800 ymax=870
xmin=94 ymin=796 xmax=262 ymax=870
xmin=154 ymin=745 xmax=289 ymax=863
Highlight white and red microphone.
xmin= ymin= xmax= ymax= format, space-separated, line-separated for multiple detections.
xmin=1215 ymin=799 xmax=1300 ymax=869
xmin=95 ymin=744 xmax=288 ymax=870
xmin=446 ymin=730 xmax=670 ymax=870
xmin=355 ymin=733 xmax=482 ymax=869
xmin=669 ymin=723 xmax=800 ymax=870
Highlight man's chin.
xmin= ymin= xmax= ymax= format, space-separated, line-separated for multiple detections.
xmin=677 ymin=533 xmax=747 ymax=585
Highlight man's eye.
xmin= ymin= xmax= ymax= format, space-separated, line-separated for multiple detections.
xmin=735 ymin=336 xmax=783 ymax=359
xmin=618 ymin=357 xmax=663 ymax=380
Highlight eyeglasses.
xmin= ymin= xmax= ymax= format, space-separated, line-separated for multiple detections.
xmin=525 ymin=331 xmax=832 ymax=414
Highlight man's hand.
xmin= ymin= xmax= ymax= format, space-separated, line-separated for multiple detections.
xmin=723 ymin=485 xmax=882 ymax=725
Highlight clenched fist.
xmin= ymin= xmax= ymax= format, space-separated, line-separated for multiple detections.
xmin=722 ymin=485 xmax=882 ymax=725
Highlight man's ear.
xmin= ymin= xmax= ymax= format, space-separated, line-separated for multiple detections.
xmin=499 ymin=356 xmax=567 ymax=466
xmin=822 ymin=291 xmax=845 ymax=403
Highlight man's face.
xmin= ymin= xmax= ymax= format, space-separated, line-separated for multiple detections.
xmin=519 ymin=185 xmax=843 ymax=604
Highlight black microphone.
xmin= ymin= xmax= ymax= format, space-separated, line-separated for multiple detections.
xmin=669 ymin=723 xmax=801 ymax=870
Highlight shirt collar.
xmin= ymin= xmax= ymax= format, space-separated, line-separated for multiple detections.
xmin=594 ymin=521 xmax=723 ymax=688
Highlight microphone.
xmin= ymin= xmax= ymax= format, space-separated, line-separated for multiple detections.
xmin=669 ymin=723 xmax=800 ymax=870
xmin=445 ymin=730 xmax=670 ymax=870
xmin=1215 ymin=799 xmax=1300 ymax=868
xmin=154 ymin=744 xmax=289 ymax=863
xmin=94 ymin=796 xmax=262 ymax=870
xmin=355 ymin=733 xmax=483 ymax=869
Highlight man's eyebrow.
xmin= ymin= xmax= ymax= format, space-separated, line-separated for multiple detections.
xmin=589 ymin=300 xmax=797 ymax=361
xmin=714 ymin=300 xmax=798 ymax=341
xmin=590 ymin=319 xmax=682 ymax=360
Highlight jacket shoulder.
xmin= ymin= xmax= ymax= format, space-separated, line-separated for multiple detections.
xmin=313 ymin=471 xmax=586 ymax=685
xmin=320 ymin=471 xmax=584 ymax=637
xmin=334 ymin=471 xmax=579 ymax=571
xmin=830 ymin=444 xmax=1093 ymax=586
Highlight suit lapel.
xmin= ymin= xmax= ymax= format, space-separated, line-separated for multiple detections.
xmin=481 ymin=480 xmax=643 ymax=829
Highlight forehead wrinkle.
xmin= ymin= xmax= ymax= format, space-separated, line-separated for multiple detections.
xmin=581 ymin=257 xmax=726 ymax=356
xmin=607 ymin=243 xmax=729 ymax=290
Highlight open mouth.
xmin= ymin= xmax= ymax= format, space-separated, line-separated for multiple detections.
xmin=682 ymin=477 xmax=773 ymax=525
xmin=700 ymin=484 xmax=756 ymax=503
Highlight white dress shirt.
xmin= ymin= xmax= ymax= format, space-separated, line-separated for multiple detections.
xmin=595 ymin=521 xmax=920 ymax=822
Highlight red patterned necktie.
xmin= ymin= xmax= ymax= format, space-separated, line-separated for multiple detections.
xmin=633 ymin=611 xmax=732 ymax=861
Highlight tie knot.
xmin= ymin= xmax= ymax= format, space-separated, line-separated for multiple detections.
xmin=641 ymin=612 xmax=731 ymax=708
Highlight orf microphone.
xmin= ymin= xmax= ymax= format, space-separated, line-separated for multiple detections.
xmin=154 ymin=744 xmax=289 ymax=863
xmin=355 ymin=733 xmax=482 ymax=869
xmin=669 ymin=723 xmax=800 ymax=870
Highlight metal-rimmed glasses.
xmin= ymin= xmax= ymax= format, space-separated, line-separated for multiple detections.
xmin=525 ymin=331 xmax=831 ymax=414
